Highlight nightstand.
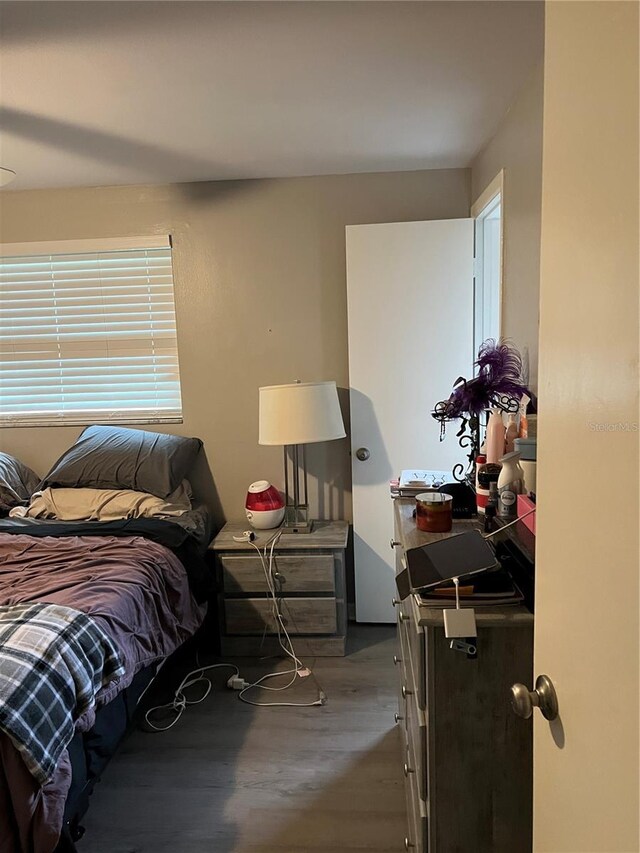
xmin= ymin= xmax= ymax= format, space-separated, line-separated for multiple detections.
xmin=210 ymin=520 xmax=349 ymax=657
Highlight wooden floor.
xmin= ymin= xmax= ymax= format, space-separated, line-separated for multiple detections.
xmin=82 ymin=625 xmax=406 ymax=852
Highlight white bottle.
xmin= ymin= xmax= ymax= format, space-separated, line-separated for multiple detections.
xmin=497 ymin=451 xmax=525 ymax=518
xmin=486 ymin=408 xmax=505 ymax=464
xmin=505 ymin=413 xmax=518 ymax=454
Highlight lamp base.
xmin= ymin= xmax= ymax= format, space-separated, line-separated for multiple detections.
xmin=281 ymin=505 xmax=313 ymax=534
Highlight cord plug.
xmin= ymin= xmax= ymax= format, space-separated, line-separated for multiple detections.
xmin=227 ymin=675 xmax=249 ymax=691
xmin=232 ymin=530 xmax=255 ymax=543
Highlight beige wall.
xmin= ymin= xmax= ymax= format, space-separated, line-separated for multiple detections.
xmin=0 ymin=169 xmax=470 ymax=526
xmin=534 ymin=2 xmax=638 ymax=850
xmin=471 ymin=63 xmax=544 ymax=391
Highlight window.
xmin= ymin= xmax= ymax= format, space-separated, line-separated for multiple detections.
xmin=0 ymin=236 xmax=183 ymax=426
xmin=471 ymin=171 xmax=503 ymax=364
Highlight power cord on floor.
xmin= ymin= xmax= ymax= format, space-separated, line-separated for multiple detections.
xmin=237 ymin=529 xmax=327 ymax=707
xmin=143 ymin=528 xmax=327 ymax=729
xmin=143 ymin=662 xmax=239 ymax=731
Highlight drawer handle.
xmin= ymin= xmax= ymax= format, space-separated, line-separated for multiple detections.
xmin=403 ymin=763 xmax=415 ymax=778
xmin=393 ymin=655 xmax=402 ymax=665
xmin=398 ymin=611 xmax=410 ymax=623
xmin=401 ymin=685 xmax=413 ymax=699
xmin=404 ymin=838 xmax=415 ymax=850
xmin=390 ymin=539 xmax=401 ymax=549
xmin=394 ymin=712 xmax=404 ymax=723
xmin=391 ymin=597 xmax=400 ymax=607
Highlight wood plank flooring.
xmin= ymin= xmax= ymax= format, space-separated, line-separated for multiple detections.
xmin=81 ymin=625 xmax=406 ymax=852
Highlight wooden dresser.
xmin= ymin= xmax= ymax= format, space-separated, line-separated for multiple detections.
xmin=392 ymin=499 xmax=534 ymax=852
xmin=210 ymin=520 xmax=349 ymax=656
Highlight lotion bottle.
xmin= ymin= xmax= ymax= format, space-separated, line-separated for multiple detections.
xmin=486 ymin=408 xmax=505 ymax=464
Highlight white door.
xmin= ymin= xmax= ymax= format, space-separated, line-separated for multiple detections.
xmin=346 ymin=219 xmax=474 ymax=623
xmin=533 ymin=4 xmax=639 ymax=850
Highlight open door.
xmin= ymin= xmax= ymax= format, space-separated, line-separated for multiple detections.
xmin=531 ymin=4 xmax=639 ymax=850
xmin=346 ymin=218 xmax=474 ymax=623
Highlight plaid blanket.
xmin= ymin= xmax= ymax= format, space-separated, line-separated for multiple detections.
xmin=0 ymin=602 xmax=125 ymax=785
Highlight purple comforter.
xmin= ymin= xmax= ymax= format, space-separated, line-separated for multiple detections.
xmin=0 ymin=533 xmax=204 ymax=853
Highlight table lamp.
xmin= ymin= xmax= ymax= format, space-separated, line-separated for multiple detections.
xmin=258 ymin=380 xmax=346 ymax=533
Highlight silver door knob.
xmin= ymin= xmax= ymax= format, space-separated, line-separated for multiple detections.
xmin=398 ymin=611 xmax=410 ymax=623
xmin=401 ymin=684 xmax=413 ymax=699
xmin=394 ymin=712 xmax=403 ymax=723
xmin=404 ymin=838 xmax=415 ymax=850
xmin=511 ymin=674 xmax=559 ymax=721
xmin=355 ymin=447 xmax=370 ymax=461
xmin=390 ymin=539 xmax=401 ymax=549
xmin=393 ymin=655 xmax=402 ymax=665
xmin=403 ymin=762 xmax=415 ymax=778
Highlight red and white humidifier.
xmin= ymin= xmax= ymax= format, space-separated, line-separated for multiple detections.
xmin=245 ymin=480 xmax=285 ymax=529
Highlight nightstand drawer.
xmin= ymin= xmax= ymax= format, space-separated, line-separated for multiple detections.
xmin=224 ymin=597 xmax=338 ymax=635
xmin=221 ymin=554 xmax=335 ymax=594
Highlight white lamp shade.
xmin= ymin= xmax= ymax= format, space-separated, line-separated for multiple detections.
xmin=259 ymin=381 xmax=346 ymax=446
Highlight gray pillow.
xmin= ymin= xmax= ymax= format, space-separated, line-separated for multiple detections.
xmin=0 ymin=453 xmax=40 ymax=512
xmin=40 ymin=425 xmax=202 ymax=499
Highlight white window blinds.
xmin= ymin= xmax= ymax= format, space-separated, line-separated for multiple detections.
xmin=0 ymin=236 xmax=183 ymax=426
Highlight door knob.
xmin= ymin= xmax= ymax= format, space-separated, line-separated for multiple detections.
xmin=355 ymin=447 xmax=370 ymax=461
xmin=510 ymin=674 xmax=559 ymax=721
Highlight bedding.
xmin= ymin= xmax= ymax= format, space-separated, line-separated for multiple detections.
xmin=0 ymin=523 xmax=207 ymax=853
xmin=0 ymin=602 xmax=124 ymax=785
xmin=0 ymin=513 xmax=213 ymax=602
xmin=0 ymin=453 xmax=40 ymax=513
xmin=10 ymin=481 xmax=193 ymax=523
xmin=39 ymin=425 xmax=202 ymax=499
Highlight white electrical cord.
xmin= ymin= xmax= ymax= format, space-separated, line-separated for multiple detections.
xmin=143 ymin=662 xmax=240 ymax=731
xmin=452 ymin=576 xmax=460 ymax=610
xmin=144 ymin=527 xmax=326 ymax=726
xmin=238 ymin=530 xmax=326 ymax=708
xmin=483 ymin=506 xmax=536 ymax=539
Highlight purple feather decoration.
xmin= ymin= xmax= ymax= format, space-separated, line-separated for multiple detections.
xmin=432 ymin=339 xmax=529 ymax=425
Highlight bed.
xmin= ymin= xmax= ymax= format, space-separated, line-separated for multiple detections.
xmin=0 ymin=427 xmax=215 ymax=853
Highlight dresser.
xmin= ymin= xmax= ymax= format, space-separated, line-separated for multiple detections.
xmin=210 ymin=520 xmax=349 ymax=656
xmin=392 ymin=498 xmax=534 ymax=852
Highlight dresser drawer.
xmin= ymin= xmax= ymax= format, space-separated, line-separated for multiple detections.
xmin=224 ymin=597 xmax=337 ymax=635
xmin=405 ymin=684 xmax=428 ymax=803
xmin=221 ymin=554 xmax=335 ymax=594
xmin=403 ymin=733 xmax=427 ymax=853
xmin=398 ymin=610 xmax=418 ymax=705
xmin=397 ymin=653 xmax=427 ymax=852
xmin=407 ymin=603 xmax=426 ymax=711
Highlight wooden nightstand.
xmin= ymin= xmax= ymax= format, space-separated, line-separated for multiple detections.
xmin=210 ymin=520 xmax=349 ymax=657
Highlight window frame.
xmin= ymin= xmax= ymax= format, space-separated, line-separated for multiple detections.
xmin=471 ymin=170 xmax=504 ymax=365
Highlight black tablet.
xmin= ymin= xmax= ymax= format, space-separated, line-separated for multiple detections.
xmin=396 ymin=530 xmax=499 ymax=600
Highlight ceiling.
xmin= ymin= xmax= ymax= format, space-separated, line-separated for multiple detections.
xmin=0 ymin=1 xmax=544 ymax=191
